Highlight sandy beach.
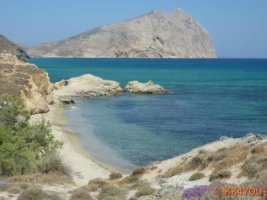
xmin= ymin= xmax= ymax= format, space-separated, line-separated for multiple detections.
xmin=30 ymin=104 xmax=112 ymax=186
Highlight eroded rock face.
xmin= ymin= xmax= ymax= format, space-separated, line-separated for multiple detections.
xmin=27 ymin=9 xmax=216 ymax=58
xmin=54 ymin=74 xmax=123 ymax=97
xmin=0 ymin=36 xmax=55 ymax=114
xmin=124 ymin=80 xmax=169 ymax=94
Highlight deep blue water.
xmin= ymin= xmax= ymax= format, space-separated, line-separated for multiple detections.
xmin=31 ymin=58 xmax=267 ymax=171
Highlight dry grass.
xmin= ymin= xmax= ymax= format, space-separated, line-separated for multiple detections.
xmin=70 ymin=189 xmax=93 ymax=200
xmin=87 ymin=178 xmax=108 ymax=192
xmin=209 ymin=170 xmax=232 ymax=181
xmin=164 ymin=143 xmax=255 ymax=178
xmin=109 ymin=172 xmax=122 ymax=180
xmin=7 ymin=172 xmax=73 ymax=185
xmin=240 ymin=142 xmax=267 ymax=179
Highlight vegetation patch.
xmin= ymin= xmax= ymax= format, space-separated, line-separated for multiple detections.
xmin=136 ymin=182 xmax=155 ymax=197
xmin=109 ymin=172 xmax=122 ymax=180
xmin=189 ymin=172 xmax=205 ymax=181
xmin=0 ymin=95 xmax=62 ymax=177
xmin=87 ymin=178 xmax=108 ymax=191
xmin=131 ymin=167 xmax=145 ymax=176
xmin=98 ymin=185 xmax=126 ymax=200
xmin=70 ymin=189 xmax=93 ymax=200
xmin=209 ymin=170 xmax=232 ymax=181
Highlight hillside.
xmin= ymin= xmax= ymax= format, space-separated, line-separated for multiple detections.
xmin=27 ymin=9 xmax=216 ymax=58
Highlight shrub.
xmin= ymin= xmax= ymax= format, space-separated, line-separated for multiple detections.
xmin=18 ymin=186 xmax=62 ymax=200
xmin=188 ymin=156 xmax=205 ymax=169
xmin=189 ymin=172 xmax=205 ymax=181
xmin=70 ymin=189 xmax=93 ymax=200
xmin=7 ymin=185 xmax=23 ymax=194
xmin=131 ymin=167 xmax=145 ymax=176
xmin=136 ymin=182 xmax=155 ymax=197
xmin=18 ymin=186 xmax=44 ymax=200
xmin=122 ymin=175 xmax=139 ymax=184
xmin=98 ymin=186 xmax=126 ymax=200
xmin=209 ymin=170 xmax=231 ymax=181
xmin=0 ymin=95 xmax=62 ymax=177
xmin=241 ymin=162 xmax=260 ymax=178
xmin=109 ymin=172 xmax=122 ymax=180
xmin=38 ymin=153 xmax=70 ymax=176
xmin=164 ymin=166 xmax=183 ymax=177
xmin=88 ymin=178 xmax=107 ymax=191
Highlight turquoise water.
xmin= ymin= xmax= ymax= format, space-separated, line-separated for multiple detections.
xmin=31 ymin=58 xmax=267 ymax=172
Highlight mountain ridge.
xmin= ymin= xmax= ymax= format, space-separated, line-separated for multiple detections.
xmin=27 ymin=9 xmax=217 ymax=58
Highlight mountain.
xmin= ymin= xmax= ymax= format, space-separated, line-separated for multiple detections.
xmin=0 ymin=35 xmax=29 ymax=61
xmin=27 ymin=9 xmax=216 ymax=58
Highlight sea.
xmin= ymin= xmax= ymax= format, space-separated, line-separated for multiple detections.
xmin=30 ymin=58 xmax=267 ymax=172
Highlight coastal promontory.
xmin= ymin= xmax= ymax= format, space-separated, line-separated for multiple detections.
xmin=0 ymin=35 xmax=55 ymax=114
xmin=27 ymin=9 xmax=216 ymax=58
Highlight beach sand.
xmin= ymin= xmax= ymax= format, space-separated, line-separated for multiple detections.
xmin=30 ymin=105 xmax=111 ymax=186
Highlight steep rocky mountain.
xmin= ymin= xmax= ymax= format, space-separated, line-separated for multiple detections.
xmin=0 ymin=35 xmax=55 ymax=114
xmin=27 ymin=9 xmax=216 ymax=58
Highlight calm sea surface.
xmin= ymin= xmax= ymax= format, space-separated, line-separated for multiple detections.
xmin=31 ymin=58 xmax=267 ymax=172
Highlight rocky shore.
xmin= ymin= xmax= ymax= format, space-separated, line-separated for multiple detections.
xmin=1 ymin=36 xmax=267 ymax=199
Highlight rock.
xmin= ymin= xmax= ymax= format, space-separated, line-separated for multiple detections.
xmin=0 ymin=36 xmax=55 ymax=114
xmin=54 ymin=79 xmax=66 ymax=89
xmin=124 ymin=80 xmax=170 ymax=94
xmin=58 ymin=97 xmax=75 ymax=104
xmin=27 ymin=9 xmax=216 ymax=58
xmin=54 ymin=74 xmax=123 ymax=97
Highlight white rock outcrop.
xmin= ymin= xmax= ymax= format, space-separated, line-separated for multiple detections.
xmin=54 ymin=74 xmax=123 ymax=97
xmin=124 ymin=80 xmax=169 ymax=94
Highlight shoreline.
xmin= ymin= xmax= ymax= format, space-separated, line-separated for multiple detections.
xmin=30 ymin=104 xmax=113 ymax=186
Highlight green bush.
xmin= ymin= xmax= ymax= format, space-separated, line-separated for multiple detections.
xmin=0 ymin=95 xmax=62 ymax=176
xmin=98 ymin=186 xmax=126 ymax=200
xmin=109 ymin=172 xmax=122 ymax=180
xmin=38 ymin=152 xmax=70 ymax=175
xmin=136 ymin=182 xmax=155 ymax=197
xmin=189 ymin=172 xmax=205 ymax=181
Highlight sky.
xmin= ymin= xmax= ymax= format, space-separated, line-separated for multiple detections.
xmin=1 ymin=0 xmax=267 ymax=58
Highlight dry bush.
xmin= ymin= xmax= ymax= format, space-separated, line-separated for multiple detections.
xmin=17 ymin=186 xmax=62 ymax=200
xmin=131 ymin=167 xmax=146 ymax=176
xmin=242 ymin=162 xmax=261 ymax=178
xmin=87 ymin=178 xmax=108 ymax=192
xmin=109 ymin=172 xmax=122 ymax=180
xmin=7 ymin=173 xmax=72 ymax=185
xmin=209 ymin=170 xmax=232 ymax=181
xmin=164 ymin=165 xmax=183 ymax=178
xmin=70 ymin=189 xmax=93 ymax=200
xmin=212 ymin=145 xmax=250 ymax=171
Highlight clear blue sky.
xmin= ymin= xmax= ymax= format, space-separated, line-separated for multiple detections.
xmin=1 ymin=0 xmax=267 ymax=58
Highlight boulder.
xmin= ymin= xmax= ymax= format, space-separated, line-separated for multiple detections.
xmin=54 ymin=74 xmax=123 ymax=97
xmin=124 ymin=80 xmax=170 ymax=94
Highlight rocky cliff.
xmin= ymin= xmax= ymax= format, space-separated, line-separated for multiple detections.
xmin=27 ymin=9 xmax=216 ymax=58
xmin=0 ymin=35 xmax=55 ymax=114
